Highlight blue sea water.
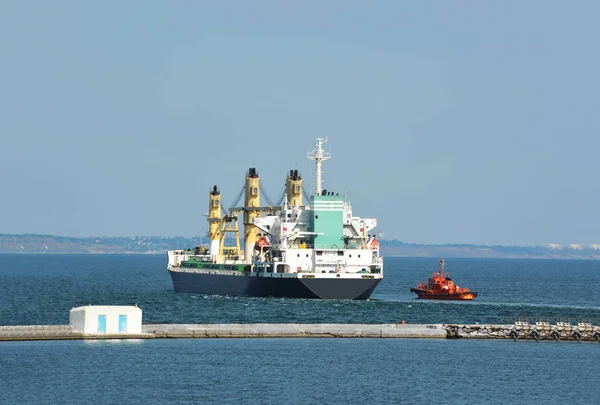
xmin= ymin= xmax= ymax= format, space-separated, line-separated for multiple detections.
xmin=2 ymin=338 xmax=599 ymax=405
xmin=1 ymin=255 xmax=599 ymax=325
xmin=1 ymin=255 xmax=600 ymax=404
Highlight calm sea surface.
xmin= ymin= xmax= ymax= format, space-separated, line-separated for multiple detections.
xmin=1 ymin=255 xmax=599 ymax=404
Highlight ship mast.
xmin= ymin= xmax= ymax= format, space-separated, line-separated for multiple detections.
xmin=307 ymin=137 xmax=331 ymax=195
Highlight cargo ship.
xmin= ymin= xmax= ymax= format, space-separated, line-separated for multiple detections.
xmin=167 ymin=138 xmax=383 ymax=299
xmin=410 ymin=259 xmax=477 ymax=300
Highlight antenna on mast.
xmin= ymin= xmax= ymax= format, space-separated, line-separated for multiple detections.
xmin=307 ymin=137 xmax=331 ymax=195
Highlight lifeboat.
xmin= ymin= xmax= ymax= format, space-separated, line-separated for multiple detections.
xmin=254 ymin=236 xmax=270 ymax=252
xmin=410 ymin=259 xmax=477 ymax=300
xmin=368 ymin=236 xmax=380 ymax=250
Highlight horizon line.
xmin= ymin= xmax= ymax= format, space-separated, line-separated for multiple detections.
xmin=1 ymin=233 xmax=597 ymax=250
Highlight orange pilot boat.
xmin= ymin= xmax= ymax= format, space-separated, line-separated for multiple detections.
xmin=410 ymin=259 xmax=477 ymax=300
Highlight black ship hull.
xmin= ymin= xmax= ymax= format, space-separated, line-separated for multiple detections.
xmin=168 ymin=270 xmax=381 ymax=300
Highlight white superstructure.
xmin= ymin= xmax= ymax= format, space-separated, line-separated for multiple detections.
xmin=251 ymin=197 xmax=382 ymax=275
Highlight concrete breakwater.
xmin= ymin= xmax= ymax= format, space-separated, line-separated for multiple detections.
xmin=143 ymin=323 xmax=446 ymax=338
xmin=0 ymin=325 xmax=153 ymax=341
xmin=1 ymin=323 xmax=599 ymax=342
xmin=0 ymin=323 xmax=446 ymax=341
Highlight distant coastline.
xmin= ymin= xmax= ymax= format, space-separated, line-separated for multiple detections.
xmin=1 ymin=233 xmax=599 ymax=260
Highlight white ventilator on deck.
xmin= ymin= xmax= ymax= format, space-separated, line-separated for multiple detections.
xmin=307 ymin=137 xmax=331 ymax=195
xmin=69 ymin=305 xmax=142 ymax=334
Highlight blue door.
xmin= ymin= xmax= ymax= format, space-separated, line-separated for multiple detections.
xmin=97 ymin=315 xmax=106 ymax=334
xmin=118 ymin=315 xmax=127 ymax=333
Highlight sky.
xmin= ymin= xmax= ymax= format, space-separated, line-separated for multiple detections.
xmin=1 ymin=1 xmax=599 ymax=246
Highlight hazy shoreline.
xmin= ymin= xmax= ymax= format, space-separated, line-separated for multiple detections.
xmin=1 ymin=234 xmax=599 ymax=260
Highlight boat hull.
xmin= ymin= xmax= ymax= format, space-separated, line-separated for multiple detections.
xmin=169 ymin=269 xmax=381 ymax=300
